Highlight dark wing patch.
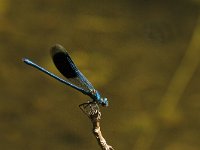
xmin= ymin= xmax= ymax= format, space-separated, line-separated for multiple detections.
xmin=50 ymin=44 xmax=95 ymax=91
xmin=51 ymin=44 xmax=78 ymax=78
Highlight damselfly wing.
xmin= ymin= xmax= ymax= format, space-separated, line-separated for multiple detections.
xmin=50 ymin=45 xmax=94 ymax=92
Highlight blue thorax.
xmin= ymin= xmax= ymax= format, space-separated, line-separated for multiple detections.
xmin=88 ymin=90 xmax=108 ymax=107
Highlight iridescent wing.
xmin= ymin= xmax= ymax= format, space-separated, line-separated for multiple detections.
xmin=50 ymin=44 xmax=95 ymax=92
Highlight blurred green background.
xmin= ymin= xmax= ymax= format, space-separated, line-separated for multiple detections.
xmin=1 ymin=0 xmax=200 ymax=149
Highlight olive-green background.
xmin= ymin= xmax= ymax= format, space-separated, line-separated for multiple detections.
xmin=1 ymin=0 xmax=200 ymax=149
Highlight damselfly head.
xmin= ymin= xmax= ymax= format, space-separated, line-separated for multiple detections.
xmin=101 ymin=98 xmax=108 ymax=107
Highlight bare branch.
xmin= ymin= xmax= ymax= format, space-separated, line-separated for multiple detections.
xmin=79 ymin=103 xmax=114 ymax=150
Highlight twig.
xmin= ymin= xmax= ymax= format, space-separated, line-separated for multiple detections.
xmin=79 ymin=103 xmax=114 ymax=150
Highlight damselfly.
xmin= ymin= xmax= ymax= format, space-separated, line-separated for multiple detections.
xmin=22 ymin=44 xmax=108 ymax=107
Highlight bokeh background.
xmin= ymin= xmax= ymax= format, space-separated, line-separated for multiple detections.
xmin=1 ymin=0 xmax=200 ymax=149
